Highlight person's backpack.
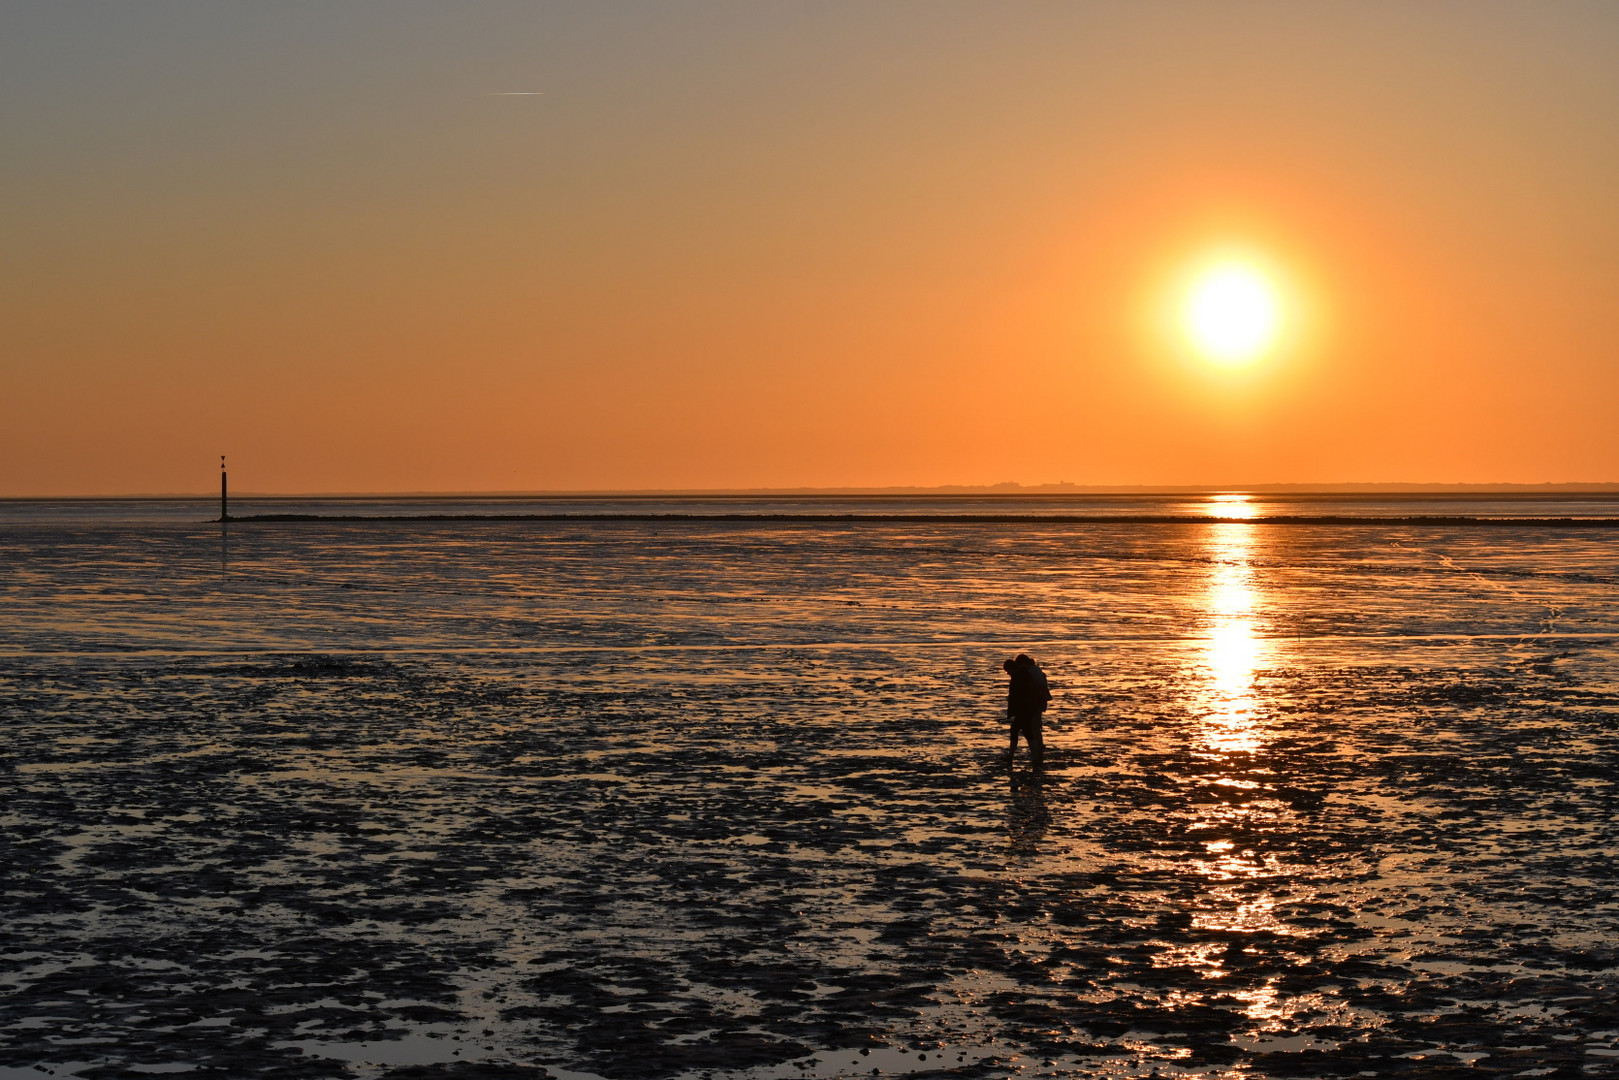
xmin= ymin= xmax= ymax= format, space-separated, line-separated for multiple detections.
xmin=1011 ymin=662 xmax=1052 ymax=712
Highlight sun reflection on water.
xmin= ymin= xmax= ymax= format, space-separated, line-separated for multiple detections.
xmin=1198 ymin=522 xmax=1267 ymax=754
xmin=1209 ymin=492 xmax=1259 ymax=519
xmin=1146 ymin=520 xmax=1303 ymax=1034
xmin=1106 ymin=517 xmax=1345 ymax=1060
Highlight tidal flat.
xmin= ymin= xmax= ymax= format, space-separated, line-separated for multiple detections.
xmin=3 ymin=501 xmax=1618 ymax=1078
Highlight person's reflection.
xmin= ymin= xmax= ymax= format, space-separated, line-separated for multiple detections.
xmin=1006 ymin=769 xmax=1051 ymax=857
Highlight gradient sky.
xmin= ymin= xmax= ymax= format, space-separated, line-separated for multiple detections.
xmin=4 ymin=1 xmax=1618 ymax=494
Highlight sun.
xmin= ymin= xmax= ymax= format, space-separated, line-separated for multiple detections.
xmin=1182 ymin=259 xmax=1283 ymax=365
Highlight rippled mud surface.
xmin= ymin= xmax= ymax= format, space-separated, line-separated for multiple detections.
xmin=3 ymin=511 xmax=1619 ymax=1078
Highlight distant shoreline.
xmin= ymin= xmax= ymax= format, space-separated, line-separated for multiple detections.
xmin=10 ymin=483 xmax=1619 ymax=502
xmin=219 ymin=513 xmax=1619 ymax=527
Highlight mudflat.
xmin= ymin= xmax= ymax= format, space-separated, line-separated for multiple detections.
xmin=4 ymin=504 xmax=1618 ymax=1078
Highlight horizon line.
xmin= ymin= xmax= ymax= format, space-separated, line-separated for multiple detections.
xmin=8 ymin=481 xmax=1619 ymax=500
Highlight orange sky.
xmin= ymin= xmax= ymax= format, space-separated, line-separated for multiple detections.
xmin=4 ymin=2 xmax=1618 ymax=494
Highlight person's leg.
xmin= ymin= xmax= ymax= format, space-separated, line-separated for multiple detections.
xmin=1029 ymin=715 xmax=1044 ymax=766
xmin=1008 ymin=719 xmax=1020 ymax=757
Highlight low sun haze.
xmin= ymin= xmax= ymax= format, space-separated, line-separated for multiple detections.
xmin=4 ymin=2 xmax=1618 ymax=495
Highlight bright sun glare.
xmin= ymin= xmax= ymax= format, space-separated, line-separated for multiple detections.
xmin=1183 ymin=260 xmax=1282 ymax=365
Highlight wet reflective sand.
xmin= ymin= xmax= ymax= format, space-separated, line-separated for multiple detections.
xmin=3 ymin=509 xmax=1618 ymax=1078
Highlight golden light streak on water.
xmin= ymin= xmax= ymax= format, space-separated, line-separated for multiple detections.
xmin=1162 ymin=521 xmax=1313 ymax=1042
xmin=1197 ymin=521 xmax=1267 ymax=754
xmin=1209 ymin=493 xmax=1259 ymax=519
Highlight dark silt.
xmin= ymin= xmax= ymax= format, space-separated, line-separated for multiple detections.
xmin=2 ymin=496 xmax=1618 ymax=1078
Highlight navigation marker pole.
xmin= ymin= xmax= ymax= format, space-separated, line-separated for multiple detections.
xmin=221 ymin=455 xmax=229 ymax=522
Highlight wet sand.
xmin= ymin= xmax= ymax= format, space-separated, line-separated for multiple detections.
xmin=3 ymin=513 xmax=1618 ymax=1078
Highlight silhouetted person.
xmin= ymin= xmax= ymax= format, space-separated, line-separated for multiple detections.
xmin=1004 ymin=653 xmax=1051 ymax=766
